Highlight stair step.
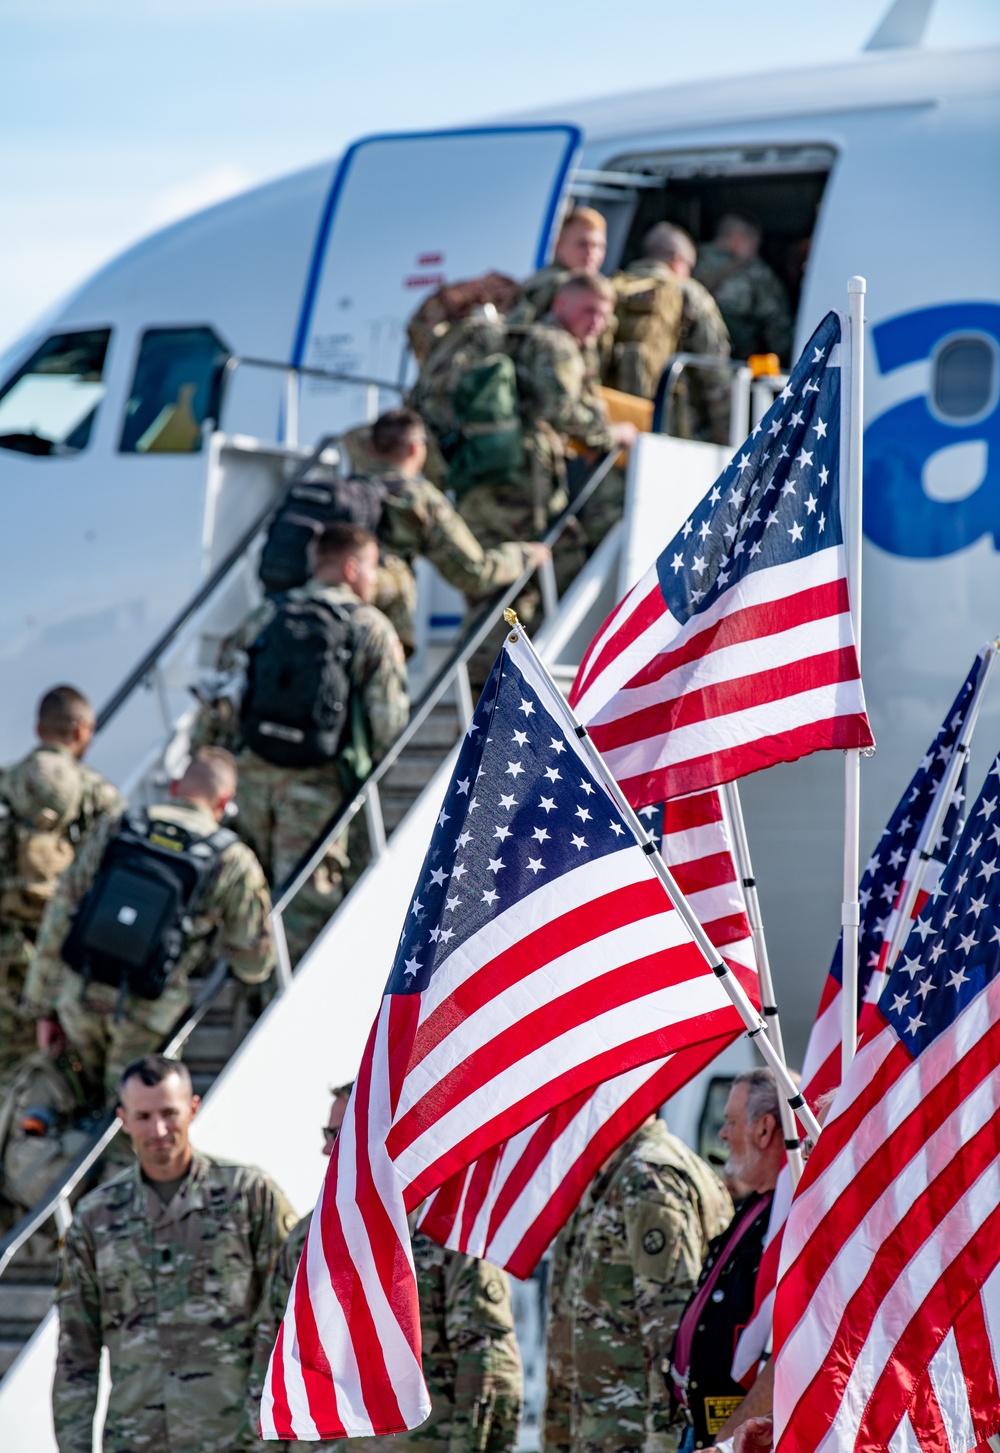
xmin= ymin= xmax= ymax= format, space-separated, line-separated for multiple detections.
xmin=0 ymin=1284 xmax=52 ymax=1322
xmin=382 ymin=755 xmax=447 ymax=793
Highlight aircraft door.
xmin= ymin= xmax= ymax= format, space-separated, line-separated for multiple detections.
xmin=290 ymin=125 xmax=581 ymax=443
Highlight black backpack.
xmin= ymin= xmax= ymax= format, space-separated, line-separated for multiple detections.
xmin=61 ymin=810 xmax=235 ymax=1002
xmin=240 ymin=597 xmax=354 ymax=768
xmin=259 ymin=476 xmax=386 ymax=594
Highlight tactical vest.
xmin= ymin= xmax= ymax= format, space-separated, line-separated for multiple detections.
xmin=606 ymin=270 xmax=684 ymax=400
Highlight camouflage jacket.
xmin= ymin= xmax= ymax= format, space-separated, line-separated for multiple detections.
xmin=671 ymin=276 xmax=733 ymax=445
xmin=53 ymin=1149 xmax=297 ymax=1453
xmin=251 ymin=1215 xmax=522 ymax=1453
xmin=510 ymin=316 xmax=615 ymax=454
xmin=542 ymin=1120 xmax=732 ymax=1453
xmin=0 ymin=745 xmax=123 ymax=939
xmin=693 ymin=243 xmax=792 ymax=363
xmin=507 ymin=266 xmax=570 ymax=327
xmin=205 ymin=579 xmax=409 ymax=773
xmin=22 ymin=798 xmax=276 ymax=1030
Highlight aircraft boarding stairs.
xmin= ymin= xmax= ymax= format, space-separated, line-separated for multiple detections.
xmin=0 ymin=351 xmax=782 ymax=1450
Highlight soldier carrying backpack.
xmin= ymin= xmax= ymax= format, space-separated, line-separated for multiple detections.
xmin=21 ymin=748 xmax=276 ymax=1104
xmin=204 ymin=523 xmax=409 ymax=965
xmin=0 ymin=686 xmax=122 ymax=1096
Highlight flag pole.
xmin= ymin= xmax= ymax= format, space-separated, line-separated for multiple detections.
xmin=883 ymin=641 xmax=999 ymax=971
xmin=841 ymin=277 xmax=867 ymax=1080
xmin=506 ymin=611 xmax=822 ymax=1145
xmin=721 ymin=781 xmax=806 ymax=1186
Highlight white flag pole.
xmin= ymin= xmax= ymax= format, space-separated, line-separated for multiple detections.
xmin=721 ymin=781 xmax=806 ymax=1187
xmin=883 ymin=641 xmax=999 ymax=972
xmin=841 ymin=277 xmax=867 ymax=1080
xmin=506 ymin=611 xmax=822 ymax=1145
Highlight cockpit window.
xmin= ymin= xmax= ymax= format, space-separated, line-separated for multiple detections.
xmin=119 ymin=326 xmax=229 ymax=454
xmin=0 ymin=329 xmax=111 ymax=456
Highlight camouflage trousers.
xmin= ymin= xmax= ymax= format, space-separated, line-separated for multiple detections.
xmin=54 ymin=971 xmax=192 ymax=1106
xmin=0 ymin=930 xmax=38 ymax=1097
xmin=235 ymin=751 xmax=369 ymax=966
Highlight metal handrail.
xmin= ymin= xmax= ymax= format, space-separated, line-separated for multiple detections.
xmin=652 ymin=352 xmax=789 ymax=445
xmin=94 ymin=433 xmax=342 ymax=732
xmin=0 ymin=959 xmax=229 ymax=1278
xmin=219 ymin=356 xmax=404 ymax=447
xmin=271 ymin=446 xmax=621 ymax=915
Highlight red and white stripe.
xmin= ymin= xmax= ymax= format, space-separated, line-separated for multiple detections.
xmin=418 ymin=787 xmax=756 ymax=1273
xmin=570 ymin=547 xmax=872 ymax=808
xmin=263 ymin=835 xmax=757 ymax=1439
xmin=773 ymin=977 xmax=1000 ymax=1453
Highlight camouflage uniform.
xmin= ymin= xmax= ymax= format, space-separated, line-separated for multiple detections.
xmin=542 ymin=1120 xmax=732 ymax=1453
xmin=508 ymin=266 xmax=570 ymax=328
xmin=692 ymin=243 xmax=792 ymax=364
xmin=225 ymin=579 xmax=408 ymax=963
xmin=53 ymin=1148 xmax=297 ymax=1453
xmin=0 ymin=747 xmax=122 ymax=1094
xmin=22 ymin=799 xmax=275 ymax=1102
xmin=334 ymin=430 xmax=536 ymax=655
xmin=250 ymin=1214 xmax=523 ymax=1453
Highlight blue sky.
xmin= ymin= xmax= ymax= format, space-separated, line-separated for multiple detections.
xmin=1 ymin=0 xmax=997 ymax=353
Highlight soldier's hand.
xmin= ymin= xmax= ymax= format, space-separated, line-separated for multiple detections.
xmin=611 ymin=421 xmax=639 ymax=448
xmin=37 ymin=1016 xmax=66 ymax=1057
xmin=733 ymin=1415 xmax=774 ymax=1453
xmin=523 ymin=543 xmax=553 ymax=569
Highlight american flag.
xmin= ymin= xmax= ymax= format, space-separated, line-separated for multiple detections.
xmin=261 ymin=632 xmax=758 ymax=1440
xmin=773 ymin=747 xmax=1000 ymax=1453
xmin=569 ymin=311 xmax=873 ymax=808
xmin=416 ymin=787 xmax=756 ymax=1275
xmin=730 ymin=653 xmax=984 ymax=1387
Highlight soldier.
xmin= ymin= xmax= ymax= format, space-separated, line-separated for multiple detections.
xmin=22 ymin=747 xmax=275 ymax=1104
xmin=636 ymin=223 xmax=733 ymax=444
xmin=693 ymin=215 xmax=792 ymax=364
xmin=460 ymin=272 xmax=635 ymax=683
xmin=512 ymin=206 xmax=608 ymax=326
xmin=542 ymin=1114 xmax=731 ymax=1453
xmin=224 ymin=522 xmax=409 ymax=962
xmin=670 ymin=1071 xmax=784 ymax=1451
xmin=52 ymin=1053 xmax=297 ymax=1453
xmin=250 ymin=1083 xmax=523 ymax=1453
xmin=342 ymin=407 xmax=549 ymax=654
xmin=0 ymin=686 xmax=122 ymax=1092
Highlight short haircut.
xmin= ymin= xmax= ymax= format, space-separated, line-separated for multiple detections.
xmin=37 ymin=685 xmax=93 ymax=736
xmin=717 ymin=212 xmax=762 ymax=243
xmin=560 ymin=206 xmax=606 ymax=236
xmin=643 ymin=221 xmax=696 ymax=267
xmin=371 ymin=407 xmax=425 ymax=464
xmin=330 ymin=1080 xmax=355 ymax=1101
xmin=314 ymin=522 xmax=378 ymax=565
xmin=180 ymin=745 xmax=237 ymax=802
xmin=119 ymin=1054 xmax=193 ymax=1097
xmin=555 ymin=270 xmax=616 ymax=306
xmin=732 ymin=1067 xmax=780 ymax=1123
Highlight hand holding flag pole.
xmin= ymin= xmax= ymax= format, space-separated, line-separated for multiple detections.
xmin=504 ymin=607 xmax=822 ymax=1146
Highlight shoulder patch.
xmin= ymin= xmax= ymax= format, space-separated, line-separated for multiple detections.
xmin=483 ymin=1278 xmax=506 ymax=1304
xmin=642 ymin=1227 xmax=667 ymax=1256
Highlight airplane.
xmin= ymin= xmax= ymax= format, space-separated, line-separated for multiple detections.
xmin=0 ymin=9 xmax=998 ymax=1063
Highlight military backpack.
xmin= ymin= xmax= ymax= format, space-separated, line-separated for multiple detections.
xmin=241 ymin=596 xmax=354 ymax=768
xmin=259 ymin=474 xmax=387 ymax=595
xmin=0 ymin=1053 xmax=97 ymax=1212
xmin=606 ymin=270 xmax=684 ymax=400
xmin=61 ymin=809 xmax=235 ymax=1002
xmin=0 ymin=795 xmax=80 ymax=930
xmin=410 ymin=312 xmax=526 ymax=499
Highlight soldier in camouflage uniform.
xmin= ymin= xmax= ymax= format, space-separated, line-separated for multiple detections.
xmin=22 ymin=748 xmax=275 ymax=1103
xmin=53 ymin=1053 xmax=297 ymax=1453
xmin=542 ymin=1116 xmax=732 ymax=1453
xmin=510 ymin=206 xmax=608 ymax=328
xmin=630 ymin=223 xmax=733 ymax=444
xmin=217 ymin=524 xmax=409 ymax=963
xmin=341 ymin=408 xmax=548 ymax=654
xmin=694 ymin=216 xmax=792 ymax=365
xmin=0 ymin=687 xmax=123 ymax=1093
xmin=250 ymin=1086 xmax=523 ymax=1453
